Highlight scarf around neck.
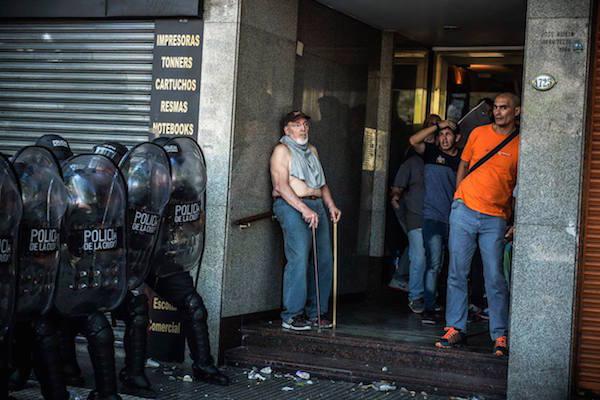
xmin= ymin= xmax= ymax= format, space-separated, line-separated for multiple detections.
xmin=280 ymin=135 xmax=326 ymax=189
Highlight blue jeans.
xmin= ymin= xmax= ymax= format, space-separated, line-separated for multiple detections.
xmin=407 ymin=228 xmax=426 ymax=301
xmin=423 ymin=219 xmax=449 ymax=310
xmin=391 ymin=247 xmax=410 ymax=282
xmin=445 ymin=201 xmax=509 ymax=340
xmin=273 ymin=198 xmax=333 ymax=321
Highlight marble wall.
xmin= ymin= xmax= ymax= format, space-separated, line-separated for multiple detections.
xmin=194 ymin=0 xmax=241 ymax=359
xmin=221 ymin=0 xmax=298 ymax=317
xmin=195 ymin=0 xmax=382 ymax=357
xmin=507 ymin=0 xmax=592 ymax=398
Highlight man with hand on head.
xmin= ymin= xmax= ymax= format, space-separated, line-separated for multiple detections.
xmin=270 ymin=111 xmax=341 ymax=331
xmin=408 ymin=119 xmax=461 ymax=319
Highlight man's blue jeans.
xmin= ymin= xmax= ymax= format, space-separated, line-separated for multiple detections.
xmin=391 ymin=247 xmax=409 ymax=282
xmin=445 ymin=200 xmax=509 ymax=340
xmin=273 ymin=198 xmax=333 ymax=321
xmin=407 ymin=228 xmax=426 ymax=302
xmin=423 ymin=219 xmax=449 ymax=310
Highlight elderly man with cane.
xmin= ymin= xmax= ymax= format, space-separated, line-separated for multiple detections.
xmin=270 ymin=111 xmax=342 ymax=331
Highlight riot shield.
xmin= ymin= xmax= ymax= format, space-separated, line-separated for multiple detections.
xmin=54 ymin=154 xmax=127 ymax=317
xmin=118 ymin=142 xmax=172 ymax=289
xmin=12 ymin=146 xmax=68 ymax=318
xmin=0 ymin=154 xmax=22 ymax=346
xmin=151 ymin=137 xmax=207 ymax=278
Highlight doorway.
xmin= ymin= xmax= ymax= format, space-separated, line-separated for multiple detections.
xmin=336 ymin=48 xmax=524 ymax=352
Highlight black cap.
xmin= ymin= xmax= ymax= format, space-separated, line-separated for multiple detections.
xmin=93 ymin=142 xmax=128 ymax=165
xmin=35 ymin=134 xmax=73 ymax=162
xmin=280 ymin=110 xmax=311 ymax=131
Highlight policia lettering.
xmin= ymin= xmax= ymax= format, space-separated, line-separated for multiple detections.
xmin=26 ymin=228 xmax=58 ymax=253
xmin=83 ymin=228 xmax=118 ymax=252
xmin=68 ymin=228 xmax=123 ymax=255
xmin=131 ymin=210 xmax=160 ymax=234
xmin=174 ymin=202 xmax=201 ymax=224
xmin=0 ymin=237 xmax=11 ymax=263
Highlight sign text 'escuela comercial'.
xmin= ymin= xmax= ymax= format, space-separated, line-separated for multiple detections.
xmin=150 ymin=19 xmax=203 ymax=140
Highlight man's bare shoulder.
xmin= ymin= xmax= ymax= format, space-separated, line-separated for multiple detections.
xmin=308 ymin=144 xmax=319 ymax=156
xmin=272 ymin=143 xmax=290 ymax=156
xmin=271 ymin=143 xmax=290 ymax=165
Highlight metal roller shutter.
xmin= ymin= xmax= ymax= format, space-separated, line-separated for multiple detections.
xmin=0 ymin=20 xmax=155 ymax=155
xmin=576 ymin=1 xmax=600 ymax=393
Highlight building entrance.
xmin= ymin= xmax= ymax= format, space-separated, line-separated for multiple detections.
xmin=374 ymin=48 xmax=523 ymax=349
xmin=226 ymin=47 xmax=524 ymax=398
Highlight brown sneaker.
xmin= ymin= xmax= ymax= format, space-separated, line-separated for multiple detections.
xmin=435 ymin=327 xmax=465 ymax=348
xmin=494 ymin=335 xmax=508 ymax=357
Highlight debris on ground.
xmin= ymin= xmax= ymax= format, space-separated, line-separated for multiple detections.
xmin=372 ymin=381 xmax=397 ymax=392
xmin=247 ymin=369 xmax=267 ymax=381
xmin=281 ymin=386 xmax=294 ymax=391
xmin=260 ymin=366 xmax=272 ymax=375
xmin=381 ymin=366 xmax=389 ymax=372
xmin=146 ymin=358 xmax=160 ymax=368
xmin=450 ymin=397 xmax=484 ymax=400
xmin=182 ymin=375 xmax=193 ymax=382
xmin=295 ymin=370 xmax=310 ymax=380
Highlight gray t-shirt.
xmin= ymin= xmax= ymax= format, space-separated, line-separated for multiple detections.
xmin=393 ymin=155 xmax=424 ymax=231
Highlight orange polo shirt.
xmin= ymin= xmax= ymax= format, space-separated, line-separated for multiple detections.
xmin=454 ymin=124 xmax=519 ymax=220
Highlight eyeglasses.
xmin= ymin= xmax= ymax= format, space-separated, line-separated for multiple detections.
xmin=289 ymin=121 xmax=310 ymax=128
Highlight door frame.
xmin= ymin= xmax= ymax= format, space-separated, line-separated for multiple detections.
xmin=429 ymin=47 xmax=524 ymax=118
xmin=393 ymin=50 xmax=429 ymax=127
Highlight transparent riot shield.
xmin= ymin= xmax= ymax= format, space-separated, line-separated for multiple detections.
xmin=0 ymin=154 xmax=22 ymax=347
xmin=54 ymin=154 xmax=127 ymax=317
xmin=12 ymin=146 xmax=68 ymax=318
xmin=151 ymin=137 xmax=207 ymax=278
xmin=118 ymin=142 xmax=172 ymax=289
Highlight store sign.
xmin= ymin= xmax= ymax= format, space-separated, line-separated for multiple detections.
xmin=147 ymin=293 xmax=185 ymax=362
xmin=150 ymin=19 xmax=203 ymax=140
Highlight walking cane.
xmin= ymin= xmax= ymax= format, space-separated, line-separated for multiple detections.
xmin=332 ymin=221 xmax=338 ymax=330
xmin=311 ymin=225 xmax=322 ymax=332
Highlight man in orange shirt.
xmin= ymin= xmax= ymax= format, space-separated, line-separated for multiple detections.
xmin=435 ymin=93 xmax=520 ymax=357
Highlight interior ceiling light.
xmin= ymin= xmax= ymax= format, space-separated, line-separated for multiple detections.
xmin=466 ymin=52 xmax=506 ymax=58
xmin=468 ymin=64 xmax=511 ymax=72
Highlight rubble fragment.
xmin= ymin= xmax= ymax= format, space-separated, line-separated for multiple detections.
xmin=247 ymin=369 xmax=267 ymax=381
xmin=296 ymin=370 xmax=310 ymax=380
xmin=372 ymin=381 xmax=397 ymax=391
xmin=260 ymin=366 xmax=272 ymax=375
xmin=146 ymin=358 xmax=160 ymax=368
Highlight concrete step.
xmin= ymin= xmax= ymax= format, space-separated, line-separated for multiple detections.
xmin=240 ymin=323 xmax=507 ymax=379
xmin=225 ymin=345 xmax=507 ymax=399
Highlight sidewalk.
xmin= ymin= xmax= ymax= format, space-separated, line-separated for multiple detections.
xmin=11 ymin=364 xmax=457 ymax=400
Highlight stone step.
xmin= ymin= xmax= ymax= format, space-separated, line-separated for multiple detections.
xmin=225 ymin=345 xmax=507 ymax=399
xmin=240 ymin=324 xmax=508 ymax=379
